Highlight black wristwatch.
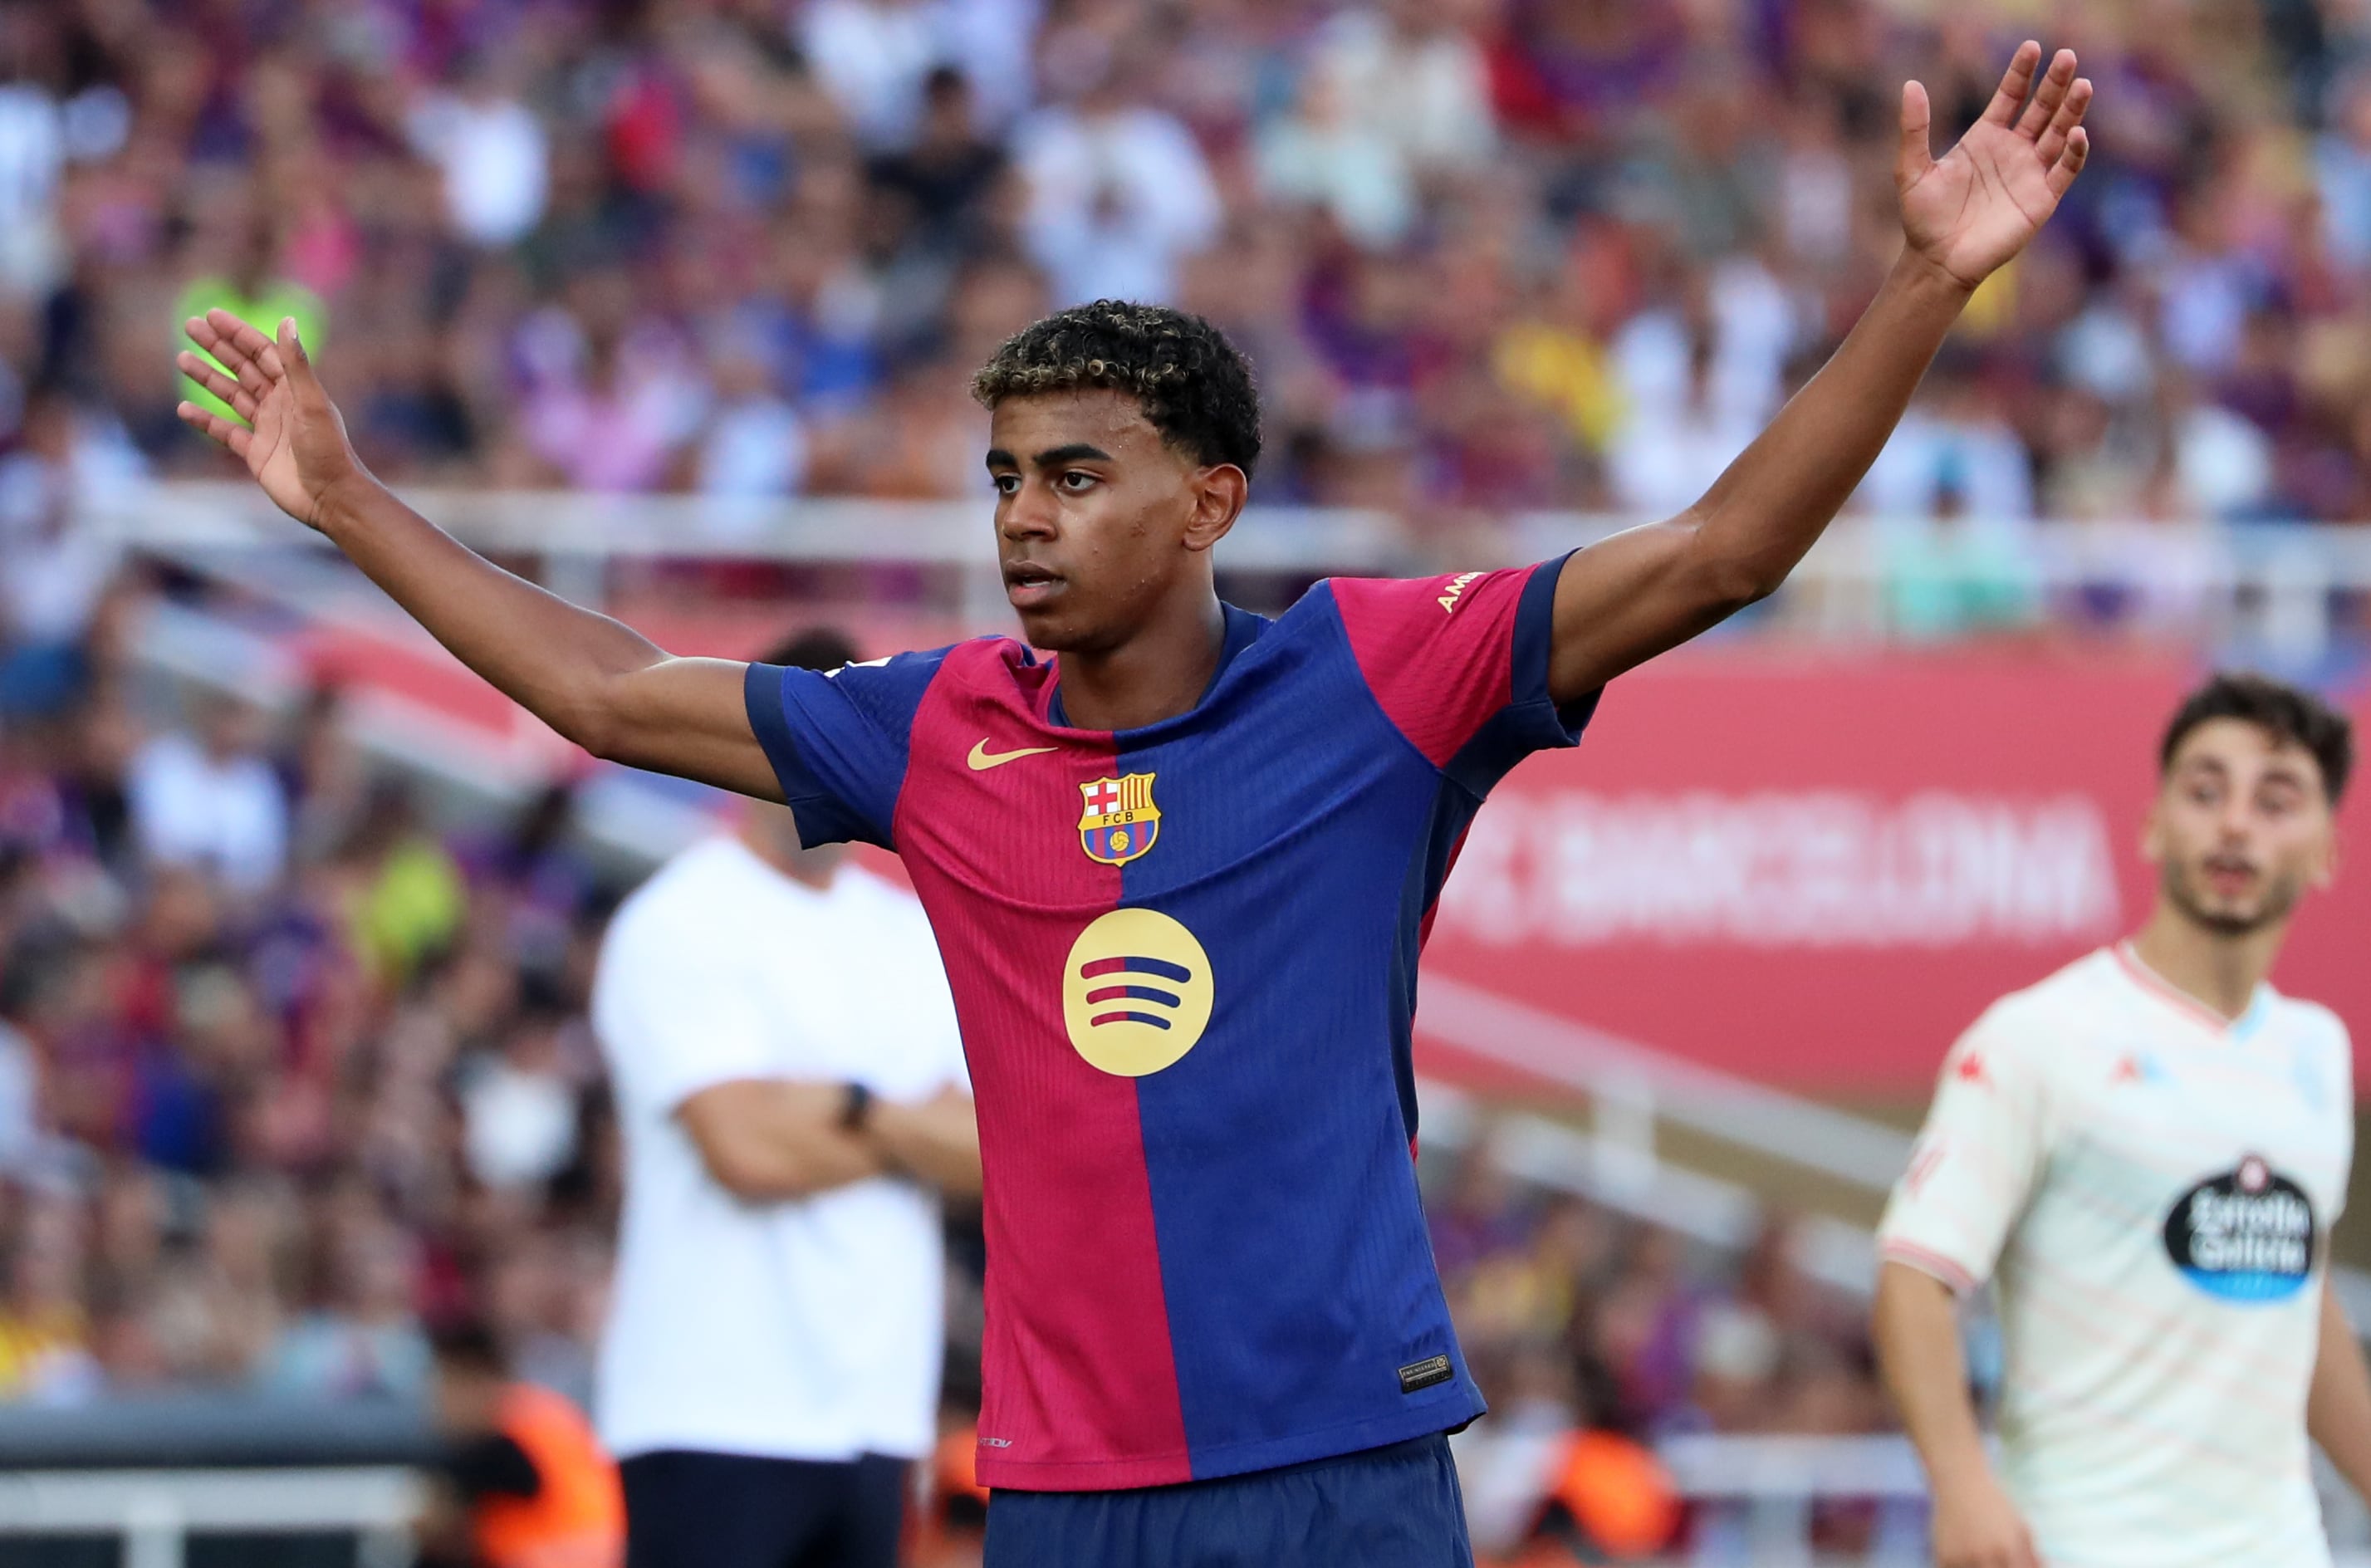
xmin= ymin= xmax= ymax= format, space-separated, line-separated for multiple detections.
xmin=838 ymin=1080 xmax=874 ymax=1133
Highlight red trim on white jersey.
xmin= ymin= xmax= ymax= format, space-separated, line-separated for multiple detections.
xmin=2111 ymin=943 xmax=2249 ymax=1035
xmin=1880 ymin=1238 xmax=1981 ymax=1296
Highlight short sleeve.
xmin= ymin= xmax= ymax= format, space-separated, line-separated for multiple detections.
xmin=742 ymin=647 xmax=953 ymax=850
xmin=592 ymin=898 xmax=785 ymax=1119
xmin=1328 ymin=555 xmax=1596 ymax=796
xmin=2315 ymin=1007 xmax=2353 ymax=1226
xmin=1877 ymin=1010 xmax=2058 ymax=1295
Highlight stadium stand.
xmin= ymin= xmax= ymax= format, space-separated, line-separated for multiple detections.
xmin=2 ymin=1 xmax=2371 ymax=1564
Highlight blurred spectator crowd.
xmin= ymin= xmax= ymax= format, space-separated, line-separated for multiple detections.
xmin=1428 ymin=1140 xmax=1907 ymax=1563
xmin=0 ymin=644 xmax=629 ymax=1414
xmin=0 ymin=0 xmax=2369 ymax=541
xmin=0 ymin=0 xmax=2350 ymax=1551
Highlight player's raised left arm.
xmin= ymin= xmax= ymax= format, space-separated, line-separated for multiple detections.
xmin=1545 ymin=42 xmax=2090 ymax=705
xmin=2309 ymin=1274 xmax=2371 ymax=1501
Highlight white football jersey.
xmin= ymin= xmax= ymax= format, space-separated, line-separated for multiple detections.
xmin=1879 ymin=944 xmax=2354 ymax=1568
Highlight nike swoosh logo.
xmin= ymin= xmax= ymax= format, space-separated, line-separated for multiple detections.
xmin=968 ymin=739 xmax=1058 ymax=771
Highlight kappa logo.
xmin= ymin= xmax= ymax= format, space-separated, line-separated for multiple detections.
xmin=1078 ymin=773 xmax=1161 ymax=865
xmin=1437 ymin=571 xmax=1483 ymax=613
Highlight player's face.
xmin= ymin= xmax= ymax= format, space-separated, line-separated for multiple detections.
xmin=984 ymin=390 xmax=1244 ymax=654
xmin=2145 ymin=718 xmax=2337 ymax=937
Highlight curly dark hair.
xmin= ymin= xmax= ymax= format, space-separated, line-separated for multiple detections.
xmin=970 ymin=300 xmax=1262 ymax=477
xmin=2160 ymin=670 xmax=2354 ymax=802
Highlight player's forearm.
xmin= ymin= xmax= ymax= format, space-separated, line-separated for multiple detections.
xmin=867 ymin=1095 xmax=982 ymax=1198
xmin=687 ymin=1080 xmax=886 ymax=1201
xmin=314 ymin=475 xmax=671 ymax=757
xmin=1874 ymin=1260 xmax=1996 ymax=1482
xmin=1677 ymin=251 xmax=1971 ymax=605
xmin=2309 ymin=1275 xmax=2371 ymax=1500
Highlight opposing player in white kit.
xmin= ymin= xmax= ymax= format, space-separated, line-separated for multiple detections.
xmin=1874 ymin=672 xmax=2371 ymax=1568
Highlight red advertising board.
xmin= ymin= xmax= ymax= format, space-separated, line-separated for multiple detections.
xmin=1422 ymin=647 xmax=2371 ymax=1098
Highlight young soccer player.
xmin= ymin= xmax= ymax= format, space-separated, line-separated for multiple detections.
xmin=1875 ymin=674 xmax=2371 ymax=1568
xmin=177 ymin=43 xmax=2090 ymax=1568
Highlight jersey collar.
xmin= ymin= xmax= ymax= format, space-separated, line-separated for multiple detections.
xmin=2111 ymin=941 xmax=2271 ymax=1040
xmin=1045 ymin=602 xmax=1269 ymax=732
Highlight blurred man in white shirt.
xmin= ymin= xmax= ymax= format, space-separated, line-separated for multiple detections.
xmin=593 ymin=627 xmax=978 ymax=1568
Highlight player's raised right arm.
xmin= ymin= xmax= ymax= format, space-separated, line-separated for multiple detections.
xmin=176 ymin=310 xmax=783 ymax=803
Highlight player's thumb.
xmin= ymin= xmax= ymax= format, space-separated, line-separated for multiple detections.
xmin=277 ymin=316 xmax=321 ymax=390
xmin=1898 ymin=80 xmax=1934 ymax=189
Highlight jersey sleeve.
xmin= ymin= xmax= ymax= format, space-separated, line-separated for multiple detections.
xmin=1877 ymin=1006 xmax=2060 ymax=1295
xmin=1328 ymin=555 xmax=1595 ymax=796
xmin=742 ymin=648 xmax=953 ymax=850
xmin=2317 ymin=1007 xmax=2353 ymax=1226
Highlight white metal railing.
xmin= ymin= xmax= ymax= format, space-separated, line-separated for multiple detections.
xmin=82 ymin=481 xmax=2371 ymax=648
xmin=1650 ymin=1436 xmax=2371 ymax=1566
xmin=0 ymin=1468 xmax=421 ymax=1568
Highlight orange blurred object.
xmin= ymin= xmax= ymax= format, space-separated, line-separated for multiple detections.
xmin=471 ymin=1384 xmax=625 ymax=1568
xmin=936 ymin=1423 xmax=992 ymax=1505
xmin=1550 ymin=1428 xmax=1682 ymax=1558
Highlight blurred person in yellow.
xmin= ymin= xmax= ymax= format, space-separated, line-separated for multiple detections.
xmin=1876 ymin=674 xmax=2371 ymax=1568
xmin=0 ymin=1196 xmax=96 ymax=1402
xmin=419 ymin=1316 xmax=624 ymax=1568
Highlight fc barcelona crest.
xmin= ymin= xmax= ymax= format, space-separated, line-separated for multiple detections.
xmin=1079 ymin=773 xmax=1161 ymax=865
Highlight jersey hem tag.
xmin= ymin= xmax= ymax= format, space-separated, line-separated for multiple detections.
xmin=1398 ymin=1355 xmax=1453 ymax=1394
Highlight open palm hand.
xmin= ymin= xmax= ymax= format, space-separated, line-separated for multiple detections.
xmin=1900 ymin=42 xmax=2092 ymax=291
xmin=177 ymin=310 xmax=365 ymax=532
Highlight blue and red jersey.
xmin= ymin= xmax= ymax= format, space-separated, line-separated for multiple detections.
xmin=743 ymin=559 xmax=1595 ymax=1491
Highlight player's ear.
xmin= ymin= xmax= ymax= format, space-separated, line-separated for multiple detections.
xmin=2138 ymin=794 xmax=2167 ymax=866
xmin=2311 ymin=816 xmax=2340 ymax=889
xmin=1181 ymin=463 xmax=1247 ymax=554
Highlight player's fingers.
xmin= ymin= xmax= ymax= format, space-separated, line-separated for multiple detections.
xmin=2044 ymin=125 xmax=2090 ymax=198
xmin=2014 ymin=48 xmax=2076 ymax=140
xmin=2035 ymin=76 xmax=2092 ymax=167
xmin=1898 ymin=80 xmax=1934 ymax=188
xmin=179 ymin=343 xmax=269 ymax=405
xmin=184 ymin=314 xmax=252 ymax=380
xmin=205 ymin=308 xmax=281 ymax=375
xmin=175 ymin=400 xmax=252 ymax=458
xmin=188 ymin=320 xmax=272 ymax=398
xmin=173 ymin=352 xmax=259 ymax=420
xmin=1979 ymin=40 xmax=2042 ymax=127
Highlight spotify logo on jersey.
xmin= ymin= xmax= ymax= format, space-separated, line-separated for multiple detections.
xmin=2163 ymin=1154 xmax=2315 ymax=1303
xmin=1062 ymin=909 xmax=1214 ymax=1077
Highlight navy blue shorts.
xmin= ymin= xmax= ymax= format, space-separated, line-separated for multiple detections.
xmin=983 ymin=1433 xmax=1473 ymax=1568
xmin=620 ymin=1448 xmax=906 ymax=1568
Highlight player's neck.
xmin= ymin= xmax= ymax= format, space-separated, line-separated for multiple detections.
xmin=1056 ymin=593 xmax=1227 ymax=733
xmin=2126 ymin=904 xmax=2285 ymax=1023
